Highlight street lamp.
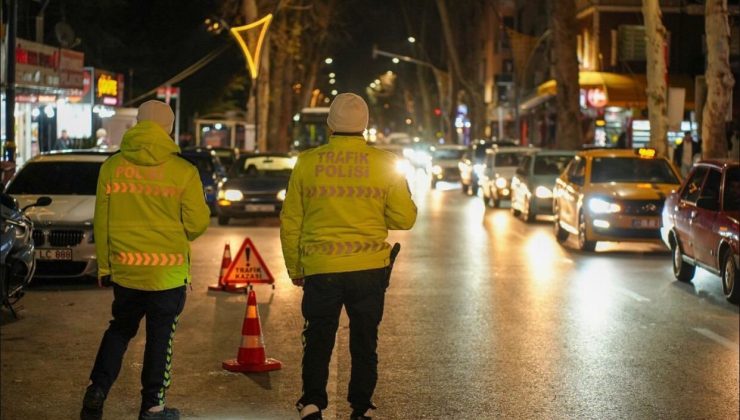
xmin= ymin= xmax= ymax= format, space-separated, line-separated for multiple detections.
xmin=325 ymin=57 xmax=334 ymax=65
xmin=407 ymin=36 xmax=416 ymax=43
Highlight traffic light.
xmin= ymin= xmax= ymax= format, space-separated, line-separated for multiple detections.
xmin=433 ymin=108 xmax=442 ymax=117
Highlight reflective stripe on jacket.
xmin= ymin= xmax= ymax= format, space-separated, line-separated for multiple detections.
xmin=94 ymin=121 xmax=211 ymax=291
xmin=280 ymin=135 xmax=417 ymax=278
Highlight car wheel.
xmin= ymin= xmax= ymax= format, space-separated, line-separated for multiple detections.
xmin=578 ymin=212 xmax=596 ymax=252
xmin=553 ymin=210 xmax=568 ymax=243
xmin=523 ymin=197 xmax=534 ymax=223
xmin=671 ymin=239 xmax=695 ymax=282
xmin=217 ymin=216 xmax=230 ymax=226
xmin=721 ymin=252 xmax=739 ymax=303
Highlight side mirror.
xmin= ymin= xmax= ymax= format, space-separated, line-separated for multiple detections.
xmin=22 ymin=196 xmax=52 ymax=212
xmin=695 ymin=196 xmax=719 ymax=211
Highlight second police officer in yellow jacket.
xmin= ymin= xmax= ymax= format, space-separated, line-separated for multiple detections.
xmin=281 ymin=93 xmax=417 ymax=420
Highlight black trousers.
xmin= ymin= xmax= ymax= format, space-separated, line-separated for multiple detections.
xmin=89 ymin=283 xmax=186 ymax=412
xmin=298 ymin=267 xmax=389 ymax=412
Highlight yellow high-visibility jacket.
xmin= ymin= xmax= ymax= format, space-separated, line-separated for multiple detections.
xmin=94 ymin=121 xmax=211 ymax=291
xmin=280 ymin=135 xmax=417 ymax=278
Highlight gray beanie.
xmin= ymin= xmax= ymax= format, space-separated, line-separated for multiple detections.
xmin=137 ymin=100 xmax=175 ymax=134
xmin=327 ymin=93 xmax=369 ymax=133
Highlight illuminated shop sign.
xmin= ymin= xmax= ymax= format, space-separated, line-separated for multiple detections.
xmin=93 ymin=69 xmax=125 ymax=106
xmin=586 ymin=88 xmax=608 ymax=108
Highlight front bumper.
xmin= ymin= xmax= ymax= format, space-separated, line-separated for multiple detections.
xmin=587 ymin=214 xmax=664 ymax=243
xmin=32 ymin=228 xmax=98 ymax=278
xmin=217 ymin=200 xmax=283 ymax=218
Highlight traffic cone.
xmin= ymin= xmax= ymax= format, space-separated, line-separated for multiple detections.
xmin=222 ymin=288 xmax=282 ymax=373
xmin=208 ymin=242 xmax=232 ymax=290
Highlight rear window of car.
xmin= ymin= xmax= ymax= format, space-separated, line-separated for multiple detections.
xmin=494 ymin=152 xmax=521 ymax=167
xmin=182 ymin=155 xmax=215 ymax=175
xmin=433 ymin=149 xmax=465 ymax=160
xmin=590 ymin=157 xmax=679 ymax=184
xmin=533 ymin=155 xmax=573 ymax=175
xmin=724 ymin=167 xmax=740 ymax=211
xmin=7 ymin=161 xmax=102 ymax=195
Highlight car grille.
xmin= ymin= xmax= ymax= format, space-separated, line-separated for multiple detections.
xmin=244 ymin=192 xmax=278 ymax=201
xmin=621 ymin=200 xmax=664 ymax=216
xmin=33 ymin=230 xmax=85 ymax=247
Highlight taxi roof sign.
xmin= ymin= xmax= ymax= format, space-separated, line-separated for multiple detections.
xmin=222 ymin=237 xmax=275 ymax=286
xmin=636 ymin=148 xmax=657 ymax=158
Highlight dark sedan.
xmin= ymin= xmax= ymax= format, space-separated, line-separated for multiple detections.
xmin=661 ymin=160 xmax=739 ymax=303
xmin=215 ymin=153 xmax=296 ymax=225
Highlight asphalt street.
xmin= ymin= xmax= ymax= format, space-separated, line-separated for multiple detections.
xmin=1 ymin=171 xmax=738 ymax=419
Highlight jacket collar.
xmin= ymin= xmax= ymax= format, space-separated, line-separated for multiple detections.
xmin=329 ymin=135 xmax=366 ymax=146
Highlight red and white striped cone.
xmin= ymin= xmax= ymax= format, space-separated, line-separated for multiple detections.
xmin=222 ymin=288 xmax=282 ymax=372
xmin=208 ymin=242 xmax=232 ymax=290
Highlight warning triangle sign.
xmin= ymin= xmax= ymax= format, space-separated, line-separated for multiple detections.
xmin=222 ymin=237 xmax=275 ymax=286
xmin=230 ymin=13 xmax=273 ymax=80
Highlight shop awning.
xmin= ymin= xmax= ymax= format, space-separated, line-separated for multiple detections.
xmin=536 ymin=71 xmax=695 ymax=109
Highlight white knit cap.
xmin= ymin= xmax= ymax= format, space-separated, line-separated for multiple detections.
xmin=327 ymin=93 xmax=369 ymax=133
xmin=137 ymin=100 xmax=175 ymax=134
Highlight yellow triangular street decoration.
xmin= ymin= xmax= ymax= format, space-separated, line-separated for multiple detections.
xmin=230 ymin=13 xmax=273 ymax=80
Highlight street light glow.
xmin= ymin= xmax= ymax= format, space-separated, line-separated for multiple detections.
xmin=392 ymin=57 xmax=400 ymax=64
xmin=408 ymin=36 xmax=416 ymax=43
xmin=325 ymin=57 xmax=333 ymax=64
xmin=370 ymin=82 xmax=377 ymax=88
xmin=329 ymin=79 xmax=336 ymax=84
xmin=331 ymin=89 xmax=338 ymax=95
xmin=329 ymin=72 xmax=336 ymax=78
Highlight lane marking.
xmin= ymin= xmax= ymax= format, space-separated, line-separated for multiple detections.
xmin=612 ymin=286 xmax=651 ymax=303
xmin=692 ymin=328 xmax=739 ymax=352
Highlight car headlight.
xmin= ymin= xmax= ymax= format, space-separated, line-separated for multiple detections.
xmin=495 ymin=177 xmax=507 ymax=189
xmin=534 ymin=186 xmax=553 ymax=199
xmin=431 ymin=165 xmax=443 ymax=175
xmin=395 ymin=159 xmax=412 ymax=174
xmin=473 ymin=164 xmax=485 ymax=177
xmin=588 ymin=197 xmax=621 ymax=214
xmin=223 ymin=189 xmax=244 ymax=201
xmin=276 ymin=189 xmax=287 ymax=201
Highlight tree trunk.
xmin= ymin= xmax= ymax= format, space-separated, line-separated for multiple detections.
xmin=267 ymin=16 xmax=288 ymax=151
xmin=702 ymin=0 xmax=734 ymax=159
xmin=550 ymin=0 xmax=582 ymax=150
xmin=642 ymin=0 xmax=668 ymax=156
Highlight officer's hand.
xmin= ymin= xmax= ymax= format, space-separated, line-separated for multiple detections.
xmin=292 ymin=277 xmax=304 ymax=287
xmin=98 ymin=275 xmax=112 ymax=288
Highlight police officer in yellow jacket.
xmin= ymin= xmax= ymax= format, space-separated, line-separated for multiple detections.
xmin=281 ymin=93 xmax=417 ymax=420
xmin=81 ymin=100 xmax=210 ymax=420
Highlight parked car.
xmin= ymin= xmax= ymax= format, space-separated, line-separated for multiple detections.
xmin=553 ymin=148 xmax=682 ymax=251
xmin=480 ymin=146 xmax=537 ymax=208
xmin=429 ymin=144 xmax=467 ymax=188
xmin=180 ymin=149 xmax=227 ymax=213
xmin=5 ymin=151 xmax=113 ymax=279
xmin=511 ymin=150 xmax=575 ymax=221
xmin=458 ymin=139 xmax=518 ymax=195
xmin=661 ymin=160 xmax=739 ymax=303
xmin=183 ymin=146 xmax=239 ymax=168
xmin=215 ymin=153 xmax=295 ymax=225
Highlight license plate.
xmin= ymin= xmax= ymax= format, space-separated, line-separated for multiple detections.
xmin=35 ymin=248 xmax=73 ymax=260
xmin=632 ymin=218 xmax=659 ymax=228
xmin=245 ymin=204 xmax=275 ymax=212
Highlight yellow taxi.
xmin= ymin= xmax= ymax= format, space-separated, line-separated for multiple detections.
xmin=552 ymin=148 xmax=682 ymax=251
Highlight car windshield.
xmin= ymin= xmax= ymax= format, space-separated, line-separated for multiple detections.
xmin=591 ymin=157 xmax=679 ymax=184
xmin=235 ymin=156 xmax=294 ymax=177
xmin=182 ymin=155 xmax=215 ymax=175
xmin=533 ymin=155 xmax=573 ymax=175
xmin=214 ymin=152 xmax=234 ymax=167
xmin=433 ymin=149 xmax=465 ymax=160
xmin=494 ymin=152 xmax=521 ymax=167
xmin=6 ymin=161 xmax=102 ymax=195
xmin=724 ymin=167 xmax=740 ymax=211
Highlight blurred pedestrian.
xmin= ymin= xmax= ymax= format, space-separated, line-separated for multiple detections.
xmin=80 ymin=100 xmax=210 ymax=420
xmin=55 ymin=129 xmax=71 ymax=150
xmin=95 ymin=128 xmax=109 ymax=148
xmin=281 ymin=93 xmax=417 ymax=420
xmin=673 ymin=134 xmax=685 ymax=168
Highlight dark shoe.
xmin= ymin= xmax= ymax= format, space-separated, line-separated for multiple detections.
xmin=80 ymin=385 xmax=105 ymax=420
xmin=297 ymin=403 xmax=322 ymax=419
xmin=350 ymin=404 xmax=376 ymax=420
xmin=139 ymin=407 xmax=180 ymax=420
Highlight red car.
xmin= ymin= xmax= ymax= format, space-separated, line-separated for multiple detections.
xmin=661 ymin=160 xmax=740 ymax=303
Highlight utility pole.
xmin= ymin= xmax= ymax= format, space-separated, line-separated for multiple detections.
xmin=4 ymin=0 xmax=18 ymax=161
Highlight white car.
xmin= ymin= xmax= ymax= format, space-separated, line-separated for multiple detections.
xmin=480 ymin=146 xmax=538 ymax=208
xmin=5 ymin=151 xmax=111 ymax=279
